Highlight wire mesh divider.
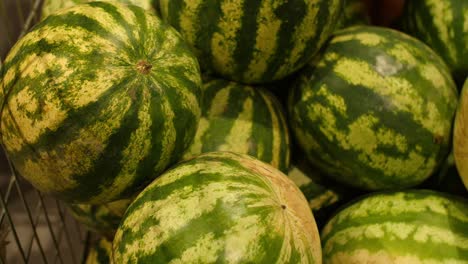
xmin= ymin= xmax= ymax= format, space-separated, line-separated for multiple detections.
xmin=0 ymin=0 xmax=92 ymax=263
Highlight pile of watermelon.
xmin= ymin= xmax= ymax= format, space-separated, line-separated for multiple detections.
xmin=1 ymin=0 xmax=467 ymax=263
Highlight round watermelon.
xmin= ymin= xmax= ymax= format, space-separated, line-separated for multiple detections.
xmin=85 ymin=238 xmax=113 ymax=264
xmin=288 ymin=156 xmax=362 ymax=229
xmin=182 ymin=78 xmax=290 ymax=172
xmin=0 ymin=2 xmax=202 ymax=204
xmin=321 ymin=190 xmax=468 ymax=263
xmin=288 ymin=25 xmax=458 ymax=190
xmin=401 ymin=0 xmax=468 ymax=85
xmin=113 ymin=151 xmax=321 ymax=263
xmin=454 ymin=78 xmax=468 ymax=190
xmin=158 ymin=0 xmax=344 ymax=84
xmin=68 ymin=198 xmax=132 ymax=238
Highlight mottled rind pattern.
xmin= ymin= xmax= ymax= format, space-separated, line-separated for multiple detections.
xmin=113 ymin=151 xmax=321 ymax=264
xmin=158 ymin=0 xmax=343 ymax=84
xmin=321 ymin=190 xmax=468 ymax=264
xmin=86 ymin=238 xmax=113 ymax=264
xmin=454 ymin=79 xmax=468 ymax=190
xmin=402 ymin=0 xmax=468 ymax=83
xmin=288 ymin=26 xmax=458 ymax=190
xmin=0 ymin=2 xmax=202 ymax=204
xmin=183 ymin=78 xmax=290 ymax=172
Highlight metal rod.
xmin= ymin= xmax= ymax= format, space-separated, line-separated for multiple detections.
xmin=55 ymin=201 xmax=78 ymax=264
xmin=52 ymin=223 xmax=65 ymax=264
xmin=0 ymin=176 xmax=17 ymax=226
xmin=18 ymin=0 xmax=43 ymax=40
xmin=24 ymin=192 xmax=45 ymax=262
xmin=38 ymin=192 xmax=65 ymax=264
xmin=0 ymin=188 xmax=27 ymax=263
xmin=11 ymin=167 xmax=48 ymax=263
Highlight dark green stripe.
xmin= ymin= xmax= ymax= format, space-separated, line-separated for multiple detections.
xmin=129 ymin=4 xmax=150 ymax=57
xmin=231 ymin=0 xmax=262 ymax=80
xmin=132 ymin=196 xmax=282 ymax=263
xmin=161 ymin=76 xmax=199 ymax=165
xmin=269 ymin=92 xmax=290 ymax=172
xmin=200 ymin=83 xmax=249 ymax=153
xmin=261 ymin=0 xmax=308 ymax=80
xmin=62 ymin=79 xmax=145 ymax=202
xmin=293 ymin=0 xmax=341 ymax=70
xmin=128 ymin=165 xmax=268 ymax=213
xmin=118 ymin=79 xmax=165 ymax=198
xmin=88 ymin=1 xmax=140 ymax=58
xmin=193 ymin=0 xmax=223 ymax=71
xmin=39 ymin=11 xmax=130 ymax=55
xmin=166 ymin=0 xmax=185 ymax=31
xmin=248 ymin=88 xmax=274 ymax=168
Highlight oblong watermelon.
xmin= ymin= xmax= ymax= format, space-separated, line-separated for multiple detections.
xmin=0 ymin=1 xmax=202 ymax=204
xmin=401 ymin=0 xmax=468 ymax=84
xmin=113 ymin=151 xmax=321 ymax=263
xmin=288 ymin=25 xmax=458 ymax=190
xmin=41 ymin=0 xmax=158 ymax=19
xmin=454 ymin=78 xmax=468 ymax=190
xmin=158 ymin=0 xmax=344 ymax=84
xmin=68 ymin=198 xmax=132 ymax=238
xmin=321 ymin=190 xmax=468 ymax=263
xmin=183 ymin=78 xmax=290 ymax=172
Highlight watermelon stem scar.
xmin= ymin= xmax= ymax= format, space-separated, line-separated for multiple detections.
xmin=136 ymin=60 xmax=152 ymax=75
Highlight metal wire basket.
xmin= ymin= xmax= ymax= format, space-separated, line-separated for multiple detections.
xmin=0 ymin=1 xmax=91 ymax=263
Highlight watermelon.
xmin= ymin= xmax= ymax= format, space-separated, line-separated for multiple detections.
xmin=182 ymin=78 xmax=290 ymax=172
xmin=288 ymin=25 xmax=458 ymax=190
xmin=419 ymin=152 xmax=468 ymax=197
xmin=113 ymin=151 xmax=322 ymax=263
xmin=336 ymin=0 xmax=371 ymax=29
xmin=287 ymin=157 xmax=362 ymax=229
xmin=0 ymin=2 xmax=202 ymax=204
xmin=401 ymin=0 xmax=468 ymax=85
xmin=454 ymin=78 xmax=468 ymax=191
xmin=158 ymin=0 xmax=344 ymax=84
xmin=41 ymin=0 xmax=158 ymax=18
xmin=68 ymin=198 xmax=132 ymax=238
xmin=321 ymin=190 xmax=468 ymax=263
xmin=85 ymin=238 xmax=113 ymax=264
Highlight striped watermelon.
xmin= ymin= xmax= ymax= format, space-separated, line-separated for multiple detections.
xmin=321 ymin=190 xmax=468 ymax=263
xmin=288 ymin=157 xmax=361 ymax=229
xmin=113 ymin=151 xmax=322 ymax=263
xmin=288 ymin=26 xmax=458 ymax=190
xmin=158 ymin=0 xmax=344 ymax=84
xmin=454 ymin=78 xmax=468 ymax=191
xmin=85 ymin=238 xmax=112 ymax=264
xmin=182 ymin=78 xmax=290 ymax=172
xmin=336 ymin=0 xmax=371 ymax=29
xmin=41 ymin=0 xmax=158 ymax=18
xmin=0 ymin=2 xmax=202 ymax=204
xmin=401 ymin=0 xmax=468 ymax=85
xmin=68 ymin=198 xmax=132 ymax=238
